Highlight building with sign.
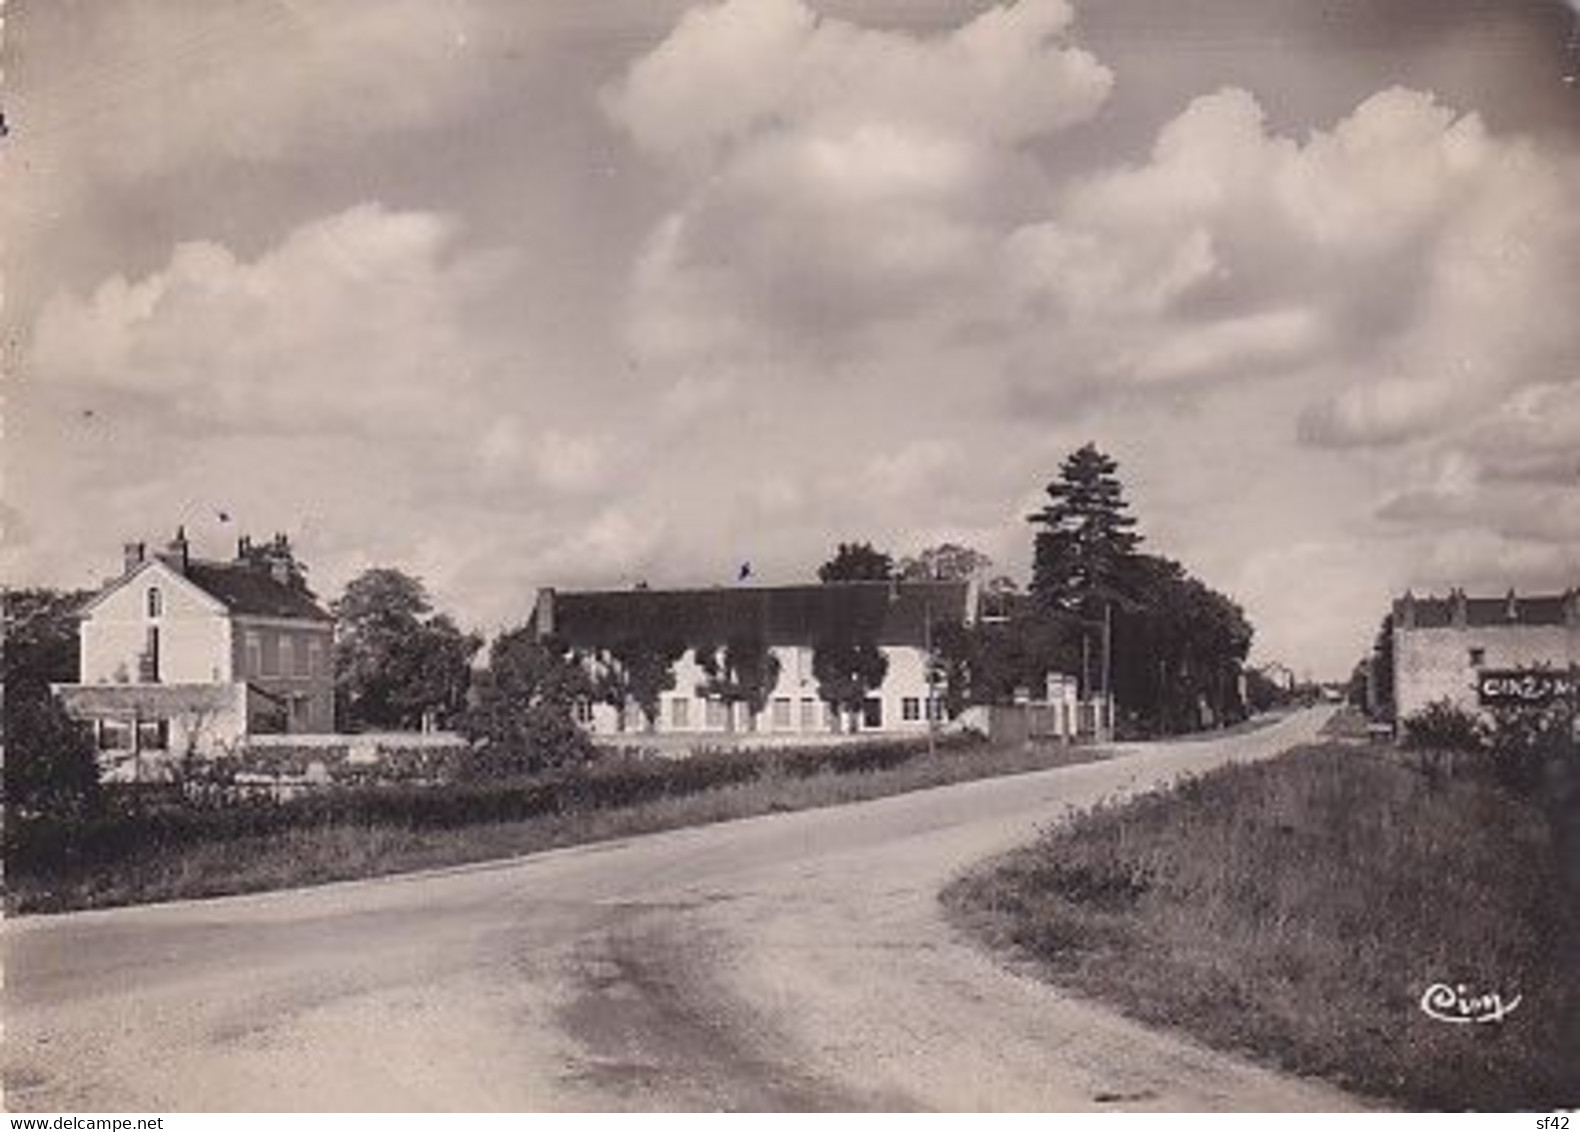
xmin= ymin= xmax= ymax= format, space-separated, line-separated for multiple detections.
xmin=1391 ymin=588 xmax=1580 ymax=720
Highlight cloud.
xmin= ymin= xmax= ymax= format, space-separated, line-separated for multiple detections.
xmin=30 ymin=204 xmax=490 ymax=438
xmin=15 ymin=0 xmax=484 ymax=184
xmin=605 ymin=0 xmax=1113 ymax=367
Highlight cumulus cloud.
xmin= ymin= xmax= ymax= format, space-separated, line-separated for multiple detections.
xmin=608 ymin=0 xmax=1580 ymax=606
xmin=31 ymin=204 xmax=489 ymax=438
xmin=605 ymin=0 xmax=1113 ymax=365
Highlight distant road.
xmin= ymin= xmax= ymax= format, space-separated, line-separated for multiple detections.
xmin=4 ymin=708 xmax=1365 ymax=1112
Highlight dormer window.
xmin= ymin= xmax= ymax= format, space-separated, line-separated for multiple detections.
xmin=147 ymin=587 xmax=162 ymax=618
xmin=1469 ymin=646 xmax=1486 ymax=667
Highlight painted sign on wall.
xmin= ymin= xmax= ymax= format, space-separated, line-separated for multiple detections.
xmin=1476 ymin=669 xmax=1577 ymax=708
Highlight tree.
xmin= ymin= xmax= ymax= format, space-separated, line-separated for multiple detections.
xmin=812 ymin=637 xmax=889 ymax=732
xmin=461 ymin=628 xmax=594 ymax=776
xmin=898 ymin=543 xmax=993 ymax=583
xmin=1027 ymin=443 xmax=1141 ymax=615
xmin=817 ymin=542 xmax=894 ymax=583
xmin=694 ymin=636 xmax=781 ymax=732
xmin=592 ymin=638 xmax=686 ymax=732
xmin=2 ymin=588 xmax=90 ymax=705
xmin=332 ymin=568 xmax=482 ymax=731
xmin=2 ymin=695 xmax=102 ymax=822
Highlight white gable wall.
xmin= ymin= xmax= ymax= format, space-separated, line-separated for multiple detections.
xmin=80 ymin=560 xmax=233 ymax=685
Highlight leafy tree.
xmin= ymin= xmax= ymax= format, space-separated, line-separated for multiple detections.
xmin=1368 ymin=614 xmax=1396 ymax=721
xmin=898 ymin=543 xmax=992 ymax=583
xmin=694 ymin=636 xmax=781 ymax=732
xmin=812 ymin=637 xmax=889 ymax=732
xmin=1108 ymin=554 xmax=1252 ymax=733
xmin=461 ymin=628 xmax=593 ymax=776
xmin=3 ymin=695 xmax=102 ymax=822
xmin=817 ymin=542 xmax=895 ymax=583
xmin=1027 ymin=443 xmax=1141 ymax=615
xmin=593 ymin=638 xmax=686 ymax=732
xmin=332 ymin=568 xmax=482 ymax=731
xmin=2 ymin=588 xmax=90 ymax=705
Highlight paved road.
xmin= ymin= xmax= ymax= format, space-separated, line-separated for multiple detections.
xmin=4 ymin=709 xmax=1366 ymax=1111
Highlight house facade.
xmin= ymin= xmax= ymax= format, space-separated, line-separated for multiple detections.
xmin=1391 ymin=588 xmax=1580 ymax=720
xmin=531 ymin=581 xmax=972 ymax=737
xmin=56 ymin=529 xmax=336 ymax=777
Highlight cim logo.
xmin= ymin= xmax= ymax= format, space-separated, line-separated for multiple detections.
xmin=1476 ymin=669 xmax=1575 ymax=708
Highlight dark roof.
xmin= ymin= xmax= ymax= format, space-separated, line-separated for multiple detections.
xmin=1395 ymin=590 xmax=1575 ymax=630
xmin=540 ymin=581 xmax=969 ymax=649
xmin=183 ymin=560 xmax=334 ymax=623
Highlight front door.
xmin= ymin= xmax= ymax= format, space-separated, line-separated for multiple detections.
xmin=862 ymin=697 xmax=883 ymax=730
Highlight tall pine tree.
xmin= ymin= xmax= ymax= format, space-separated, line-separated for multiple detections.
xmin=1027 ymin=443 xmax=1141 ymax=615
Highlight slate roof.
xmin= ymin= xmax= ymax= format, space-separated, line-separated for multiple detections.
xmin=182 ymin=560 xmax=334 ymax=623
xmin=1395 ymin=590 xmax=1576 ymax=630
xmin=539 ymin=581 xmax=969 ymax=650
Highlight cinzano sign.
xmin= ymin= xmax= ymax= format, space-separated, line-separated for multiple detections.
xmin=1476 ymin=669 xmax=1577 ymax=708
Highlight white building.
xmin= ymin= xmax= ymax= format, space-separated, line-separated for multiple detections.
xmin=56 ymin=529 xmax=336 ymax=778
xmin=1391 ymin=588 xmax=1580 ymax=721
xmin=531 ymin=581 xmax=970 ymax=737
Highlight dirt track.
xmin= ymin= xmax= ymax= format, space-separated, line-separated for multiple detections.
xmin=3 ymin=709 xmax=1367 ymax=1111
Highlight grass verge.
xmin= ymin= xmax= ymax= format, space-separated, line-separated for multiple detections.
xmin=943 ymin=741 xmax=1579 ymax=1110
xmin=6 ymin=737 xmax=1105 ymax=915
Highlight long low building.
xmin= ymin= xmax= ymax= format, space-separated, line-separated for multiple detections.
xmin=1392 ymin=588 xmax=1579 ymax=720
xmin=531 ymin=580 xmax=971 ymax=737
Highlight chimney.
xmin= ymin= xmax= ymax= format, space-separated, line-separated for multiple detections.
xmin=123 ymin=541 xmax=146 ymax=576
xmin=535 ymin=587 xmax=556 ymax=640
xmin=235 ymin=535 xmax=253 ymax=563
xmin=264 ymin=533 xmax=294 ymax=586
xmin=1394 ymin=590 xmax=1415 ymax=630
xmin=162 ymin=525 xmax=190 ymax=574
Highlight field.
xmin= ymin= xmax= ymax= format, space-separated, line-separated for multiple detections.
xmin=6 ymin=733 xmax=1105 ymax=915
xmin=945 ymin=741 xmax=1579 ymax=1110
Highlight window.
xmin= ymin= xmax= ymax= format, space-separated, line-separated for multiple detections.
xmin=261 ymin=633 xmax=279 ymax=676
xmin=825 ymin=702 xmax=840 ymax=729
xmin=771 ymin=696 xmax=792 ymax=728
xmin=307 ymin=639 xmax=324 ymax=678
xmin=137 ymin=719 xmax=169 ymax=751
xmin=98 ymin=721 xmax=131 ymax=751
xmin=799 ymin=697 xmax=817 ymax=729
xmin=928 ymin=697 xmax=944 ymax=722
xmin=902 ymin=696 xmax=921 ymax=722
xmin=245 ymin=631 xmax=262 ymax=676
xmin=147 ymin=587 xmax=162 ymax=618
xmin=574 ymin=700 xmax=595 ymax=725
xmin=670 ymin=697 xmax=690 ymax=728
xmin=141 ymin=626 xmax=160 ymax=683
xmin=862 ymin=697 xmax=883 ymax=730
xmin=1468 ymin=647 xmax=1486 ymax=667
xmin=280 ymin=636 xmax=295 ymax=680
xmin=705 ymin=699 xmax=727 ymax=729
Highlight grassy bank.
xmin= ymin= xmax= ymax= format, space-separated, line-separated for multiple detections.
xmin=6 ymin=735 xmax=1106 ymax=915
xmin=944 ymin=742 xmax=1579 ymax=1110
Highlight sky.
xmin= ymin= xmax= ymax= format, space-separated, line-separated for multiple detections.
xmin=3 ymin=0 xmax=1579 ymax=679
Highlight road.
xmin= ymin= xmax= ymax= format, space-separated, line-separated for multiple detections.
xmin=3 ymin=708 xmax=1367 ymax=1112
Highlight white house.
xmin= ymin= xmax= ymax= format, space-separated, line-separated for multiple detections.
xmin=56 ymin=529 xmax=336 ymax=778
xmin=531 ymin=580 xmax=971 ymax=737
xmin=1392 ymin=588 xmax=1580 ymax=721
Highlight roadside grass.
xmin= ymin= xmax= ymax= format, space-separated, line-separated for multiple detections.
xmin=6 ymin=736 xmax=1106 ymax=915
xmin=943 ymin=741 xmax=1579 ymax=1110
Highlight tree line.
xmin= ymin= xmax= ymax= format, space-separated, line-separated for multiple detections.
xmin=4 ymin=443 xmax=1255 ymax=814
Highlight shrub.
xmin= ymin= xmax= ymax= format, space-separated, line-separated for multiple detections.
xmin=2 ymin=695 xmax=103 ymax=823
xmin=1400 ymin=699 xmax=1485 ymax=754
xmin=1483 ymin=702 xmax=1577 ymax=796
